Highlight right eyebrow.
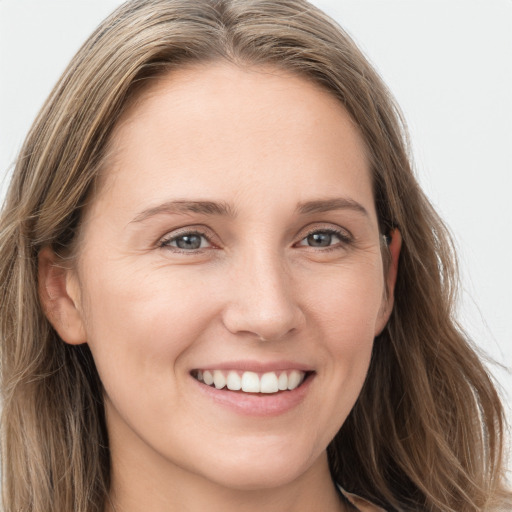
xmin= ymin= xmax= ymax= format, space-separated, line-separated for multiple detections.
xmin=130 ymin=200 xmax=237 ymax=223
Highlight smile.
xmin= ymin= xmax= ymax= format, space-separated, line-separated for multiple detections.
xmin=192 ymin=369 xmax=307 ymax=394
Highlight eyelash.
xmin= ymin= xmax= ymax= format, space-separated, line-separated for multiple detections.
xmin=296 ymin=227 xmax=353 ymax=252
xmin=158 ymin=226 xmax=353 ymax=254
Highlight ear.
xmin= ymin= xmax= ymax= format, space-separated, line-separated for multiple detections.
xmin=375 ymin=229 xmax=402 ymax=335
xmin=38 ymin=247 xmax=87 ymax=345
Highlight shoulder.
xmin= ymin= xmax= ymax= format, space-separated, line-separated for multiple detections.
xmin=336 ymin=484 xmax=387 ymax=512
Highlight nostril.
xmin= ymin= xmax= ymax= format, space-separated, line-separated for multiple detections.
xmin=220 ymin=278 xmax=305 ymax=341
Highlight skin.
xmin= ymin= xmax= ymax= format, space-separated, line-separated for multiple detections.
xmin=40 ymin=63 xmax=400 ymax=512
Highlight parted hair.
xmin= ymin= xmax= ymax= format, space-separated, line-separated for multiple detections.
xmin=0 ymin=1 xmax=510 ymax=511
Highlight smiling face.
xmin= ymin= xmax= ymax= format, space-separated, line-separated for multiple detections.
xmin=40 ymin=63 xmax=398 ymax=502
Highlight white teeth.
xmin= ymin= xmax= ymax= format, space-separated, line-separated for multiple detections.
xmin=287 ymin=370 xmax=303 ymax=390
xmin=203 ymin=370 xmax=214 ymax=386
xmin=278 ymin=372 xmax=288 ymax=391
xmin=226 ymin=371 xmax=242 ymax=391
xmin=195 ymin=369 xmax=307 ymax=393
xmin=213 ymin=370 xmax=226 ymax=389
xmin=241 ymin=371 xmax=260 ymax=393
xmin=260 ymin=372 xmax=279 ymax=393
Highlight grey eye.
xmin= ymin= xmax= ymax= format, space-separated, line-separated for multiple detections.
xmin=306 ymin=232 xmax=334 ymax=247
xmin=175 ymin=234 xmax=203 ymax=250
xmin=163 ymin=232 xmax=211 ymax=250
xmin=298 ymin=230 xmax=346 ymax=248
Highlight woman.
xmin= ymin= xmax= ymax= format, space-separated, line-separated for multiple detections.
xmin=0 ymin=1 xmax=510 ymax=511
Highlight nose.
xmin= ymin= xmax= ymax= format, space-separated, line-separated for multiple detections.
xmin=221 ymin=249 xmax=305 ymax=342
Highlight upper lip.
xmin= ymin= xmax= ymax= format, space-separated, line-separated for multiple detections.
xmin=190 ymin=360 xmax=314 ymax=373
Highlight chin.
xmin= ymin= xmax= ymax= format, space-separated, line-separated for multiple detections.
xmin=188 ymin=441 xmax=322 ymax=492
xmin=202 ymin=464 xmax=307 ymax=492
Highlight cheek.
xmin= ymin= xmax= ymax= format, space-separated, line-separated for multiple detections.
xmin=305 ymin=261 xmax=384 ymax=381
xmin=306 ymin=259 xmax=385 ymax=334
xmin=79 ymin=264 xmax=215 ymax=386
xmin=286 ymin=263 xmax=383 ymax=447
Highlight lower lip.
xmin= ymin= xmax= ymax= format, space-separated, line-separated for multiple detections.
xmin=193 ymin=374 xmax=315 ymax=417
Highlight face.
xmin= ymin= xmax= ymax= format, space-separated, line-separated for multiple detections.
xmin=43 ymin=63 xmax=398 ymax=492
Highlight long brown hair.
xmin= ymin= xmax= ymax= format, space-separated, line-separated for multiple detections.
xmin=0 ymin=1 xmax=510 ymax=510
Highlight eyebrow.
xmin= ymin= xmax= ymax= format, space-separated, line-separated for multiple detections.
xmin=296 ymin=197 xmax=369 ymax=217
xmin=131 ymin=200 xmax=236 ymax=223
xmin=130 ymin=197 xmax=368 ymax=223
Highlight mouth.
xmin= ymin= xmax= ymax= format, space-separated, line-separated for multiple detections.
xmin=191 ymin=369 xmax=312 ymax=394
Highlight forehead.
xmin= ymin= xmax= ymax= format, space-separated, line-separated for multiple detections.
xmin=93 ymin=62 xmax=373 ymax=222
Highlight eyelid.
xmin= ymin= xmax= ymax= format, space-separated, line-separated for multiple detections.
xmin=294 ymin=223 xmax=353 ymax=246
xmin=158 ymin=226 xmax=218 ymax=251
xmin=157 ymin=223 xmax=353 ymax=253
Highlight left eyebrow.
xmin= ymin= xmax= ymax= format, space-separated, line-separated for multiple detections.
xmin=296 ymin=198 xmax=369 ymax=217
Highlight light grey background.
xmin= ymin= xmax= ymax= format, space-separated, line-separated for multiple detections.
xmin=1 ymin=0 xmax=511 ymax=464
